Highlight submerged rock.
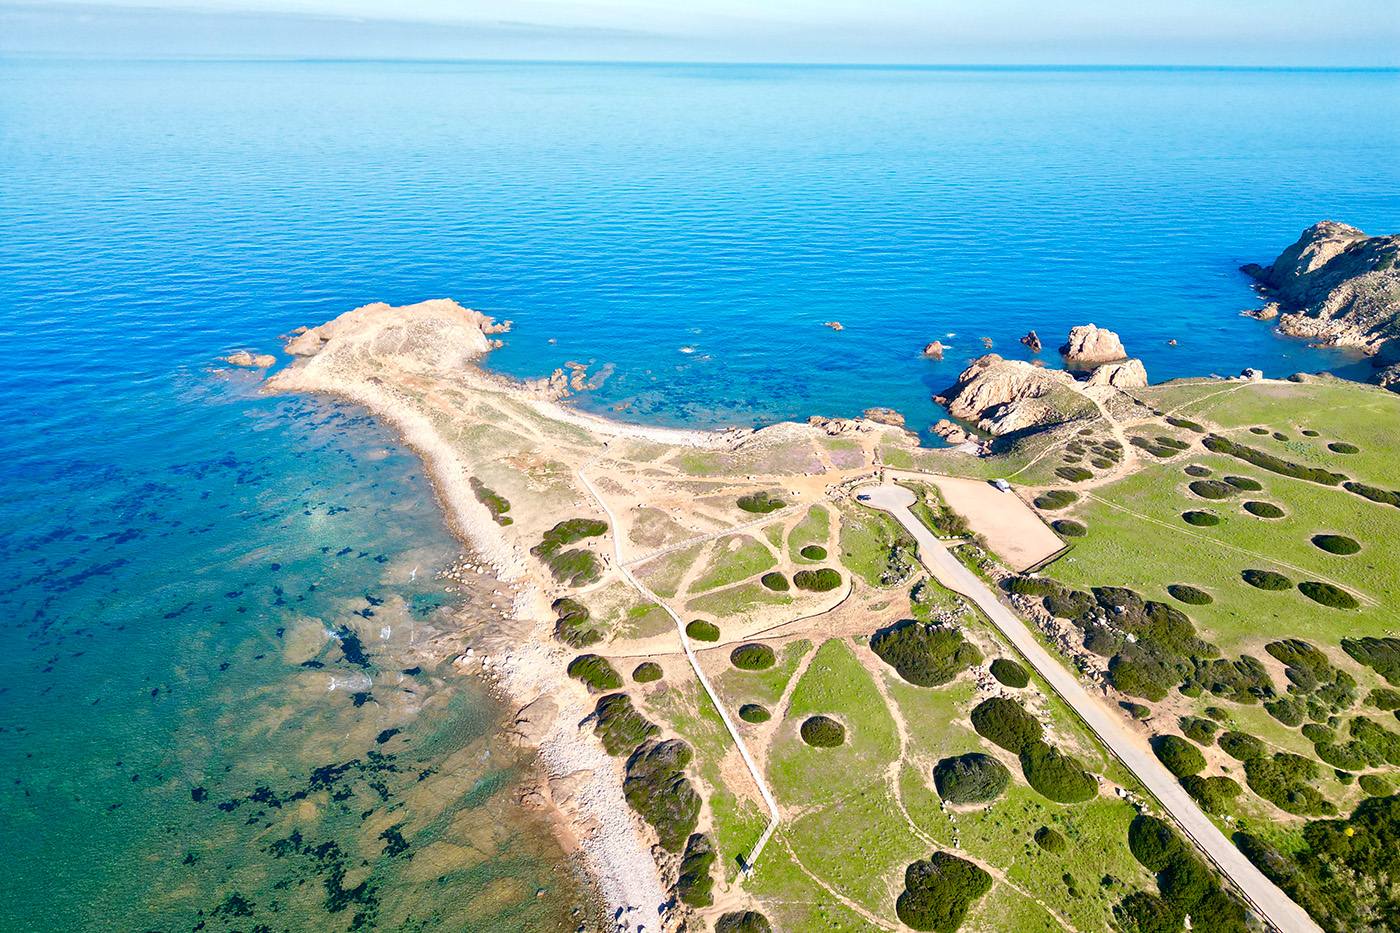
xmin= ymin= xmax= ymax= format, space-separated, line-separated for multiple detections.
xmin=224 ymin=350 xmax=276 ymax=368
xmin=1060 ymin=324 xmax=1127 ymax=367
xmin=862 ymin=407 xmax=907 ymax=428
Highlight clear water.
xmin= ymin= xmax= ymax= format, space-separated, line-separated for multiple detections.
xmin=1 ymin=59 xmax=1397 ymax=930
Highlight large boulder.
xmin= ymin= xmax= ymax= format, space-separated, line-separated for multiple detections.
xmin=1060 ymin=324 xmax=1127 ymax=367
xmin=1085 ymin=358 xmax=1147 ymax=388
xmin=936 ymin=355 xmax=1089 ymax=435
xmin=1243 ymin=222 xmax=1400 ymax=356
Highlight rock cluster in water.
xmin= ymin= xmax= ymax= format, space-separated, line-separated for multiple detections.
xmin=1060 ymin=323 xmax=1127 ymax=366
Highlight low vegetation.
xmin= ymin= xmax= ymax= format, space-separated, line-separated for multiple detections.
xmin=632 ymin=661 xmax=662 ymax=683
xmin=1180 ymin=775 xmax=1241 ymax=814
xmin=1218 ymin=730 xmax=1265 ymax=760
xmin=1298 ymin=581 xmax=1359 ymax=610
xmin=1181 ymin=509 xmax=1221 ymax=526
xmin=989 ymin=657 xmax=1030 ymax=688
xmin=895 ymin=851 xmax=992 ymax=933
xmin=1243 ymin=500 xmax=1285 ymax=518
xmin=730 ymin=643 xmax=776 ymax=670
xmin=552 ymin=596 xmax=602 ymax=648
xmin=738 ymin=703 xmax=771 ymax=724
xmin=1223 ymin=475 xmax=1263 ymax=491
xmin=759 ymin=571 xmax=789 ymax=591
xmin=623 ymin=739 xmax=702 ymax=851
xmin=592 ymin=693 xmax=659 ymax=755
xmin=1166 ymin=584 xmax=1212 ymax=605
xmin=1242 ymin=568 xmax=1291 ymax=590
xmin=1053 ymin=519 xmax=1087 ymax=537
xmin=685 ymin=619 xmax=720 ymax=642
xmin=675 ymin=833 xmax=715 ymax=907
xmin=971 ymin=697 xmax=1043 ymax=753
xmin=567 ymin=654 xmax=622 ymax=691
xmin=1034 ymin=826 xmax=1066 ymax=852
xmin=1020 ymin=740 xmax=1096 ymax=802
xmin=1152 ymin=734 xmax=1205 ymax=777
xmin=799 ymin=544 xmax=827 ymax=560
xmin=1189 ymin=479 xmax=1236 ymax=500
xmin=469 ymin=476 xmax=512 ymax=525
xmin=714 ymin=910 xmax=772 ymax=933
xmin=870 ymin=620 xmax=983 ymax=687
xmin=1202 ymin=434 xmax=1347 ymax=486
xmin=532 ymin=517 xmax=608 ymax=585
xmin=1311 ymin=533 xmax=1360 ymax=555
xmin=1124 ymin=815 xmax=1248 ymax=932
xmin=793 ymin=567 xmax=842 ymax=591
xmin=1034 ymin=489 xmax=1078 ymax=510
xmin=933 ymin=752 xmax=1010 ymax=804
xmin=737 ymin=491 xmax=785 ymax=514
xmin=1343 ymin=636 xmax=1400 ymax=684
xmin=800 ymin=715 xmax=846 ymax=748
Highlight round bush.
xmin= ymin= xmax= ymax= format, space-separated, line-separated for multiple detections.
xmin=686 ymin=619 xmax=720 ymax=642
xmin=799 ymin=544 xmax=827 ymax=561
xmin=730 ymin=643 xmax=776 ymax=670
xmin=714 ymin=910 xmax=772 ymax=933
xmin=1185 ymin=465 xmax=1213 ymax=477
xmin=1328 ymin=442 xmax=1360 ymax=454
xmin=1035 ymin=489 xmax=1079 ymax=510
xmin=1311 ymin=534 xmax=1360 ymax=555
xmin=1053 ymin=519 xmax=1087 ymax=538
xmin=1298 ymin=581 xmax=1359 ymax=609
xmin=1242 ymin=569 xmax=1291 ymax=591
xmin=736 ymin=492 xmax=784 ymax=514
xmin=793 ymin=568 xmax=841 ymax=592
xmin=759 ymin=571 xmax=789 ymax=591
xmin=1152 ymin=734 xmax=1206 ymax=777
xmin=1128 ymin=814 xmax=1187 ymax=872
xmin=1180 ymin=775 xmax=1241 ymax=813
xmin=971 ymin=697 xmax=1043 ymax=753
xmin=1056 ymin=466 xmax=1093 ymax=482
xmin=1182 ymin=510 xmax=1221 ymax=527
xmin=738 ymin=703 xmax=771 ymax=724
xmin=1359 ymin=773 xmax=1392 ymax=796
xmin=567 ymin=654 xmax=623 ymax=692
xmin=896 ymin=852 xmax=992 ymax=933
xmin=1034 ymin=826 xmax=1066 ymax=852
xmin=1218 ymin=730 xmax=1265 ymax=760
xmin=933 ymin=752 xmax=1011 ymax=804
xmin=1179 ymin=716 xmax=1217 ymax=744
xmin=800 ymin=715 xmax=845 ymax=748
xmin=1249 ymin=427 xmax=1270 ymax=435
xmin=872 ymin=620 xmax=982 ymax=687
xmin=1020 ymin=740 xmax=1097 ymax=802
xmin=1167 ymin=584 xmax=1212 ymax=605
xmin=1224 ymin=475 xmax=1263 ymax=491
xmin=1302 ymin=429 xmax=1320 ymax=437
xmin=990 ymin=657 xmax=1030 ymax=688
xmin=1243 ymin=500 xmax=1285 ymax=518
xmin=632 ymin=661 xmax=663 ymax=683
xmin=1189 ymin=479 xmax=1236 ymax=500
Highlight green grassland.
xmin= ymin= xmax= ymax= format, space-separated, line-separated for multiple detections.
xmin=690 ymin=534 xmax=780 ymax=593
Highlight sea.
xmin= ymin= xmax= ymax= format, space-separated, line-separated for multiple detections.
xmin=1 ymin=59 xmax=1397 ymax=932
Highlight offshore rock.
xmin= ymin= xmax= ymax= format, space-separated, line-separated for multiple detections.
xmin=922 ymin=340 xmax=945 ymax=359
xmin=1060 ymin=324 xmax=1127 ymax=367
xmin=862 ymin=407 xmax=907 ymax=428
xmin=936 ymin=354 xmax=1087 ymax=435
xmin=1020 ymin=330 xmax=1042 ymax=353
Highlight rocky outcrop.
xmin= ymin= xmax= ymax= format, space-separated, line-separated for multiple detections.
xmin=1243 ymin=221 xmax=1400 ymax=359
xmin=922 ymin=341 xmax=945 ymax=359
xmin=282 ymin=298 xmax=498 ymax=374
xmin=1020 ymin=331 xmax=1042 ymax=353
xmin=223 ymin=350 xmax=276 ymax=368
xmin=935 ymin=354 xmax=1090 ymax=435
xmin=862 ymin=407 xmax=907 ymax=428
xmin=1085 ymin=359 xmax=1147 ymax=388
xmin=932 ymin=419 xmax=975 ymax=445
xmin=1060 ymin=324 xmax=1127 ymax=367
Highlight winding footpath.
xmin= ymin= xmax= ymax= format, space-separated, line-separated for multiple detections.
xmin=857 ymin=483 xmax=1321 ymax=933
xmin=579 ymin=447 xmax=783 ymax=875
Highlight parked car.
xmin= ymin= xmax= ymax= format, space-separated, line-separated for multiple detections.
xmin=991 ymin=479 xmax=1012 ymax=493
xmin=856 ymin=493 xmax=871 ymax=501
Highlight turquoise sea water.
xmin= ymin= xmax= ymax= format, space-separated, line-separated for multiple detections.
xmin=1 ymin=60 xmax=1398 ymax=931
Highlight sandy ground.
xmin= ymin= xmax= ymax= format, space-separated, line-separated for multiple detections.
xmin=890 ymin=470 xmax=1066 ymax=572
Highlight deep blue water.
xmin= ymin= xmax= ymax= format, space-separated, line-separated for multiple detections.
xmin=1 ymin=59 xmax=1397 ymax=930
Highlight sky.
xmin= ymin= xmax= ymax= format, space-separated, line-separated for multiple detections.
xmin=3 ymin=0 xmax=1398 ymax=65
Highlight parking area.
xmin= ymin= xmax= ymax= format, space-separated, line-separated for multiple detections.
xmin=891 ymin=471 xmax=1066 ymax=573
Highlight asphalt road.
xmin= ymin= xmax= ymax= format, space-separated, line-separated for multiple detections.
xmin=858 ymin=482 xmax=1320 ymax=933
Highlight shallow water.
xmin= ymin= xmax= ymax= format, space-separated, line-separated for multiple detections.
xmin=1 ymin=59 xmax=1397 ymax=930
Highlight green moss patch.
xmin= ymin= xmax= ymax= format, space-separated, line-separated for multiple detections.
xmin=1243 ymin=500 xmax=1285 ymax=518
xmin=624 ymin=739 xmax=702 ymax=851
xmin=799 ymin=544 xmax=827 ymax=561
xmin=759 ymin=571 xmax=790 ymax=591
xmin=933 ymin=752 xmax=1011 ymax=804
xmin=1166 ymin=584 xmax=1212 ymax=605
xmin=592 ymin=693 xmax=660 ymax=756
xmin=1328 ymin=441 xmax=1360 ymax=454
xmin=989 ymin=657 xmax=1030 ymax=688
xmin=1181 ymin=510 xmax=1221 ymax=526
xmin=800 ymin=715 xmax=846 ymax=748
xmin=1034 ymin=489 xmax=1078 ymax=510
xmin=870 ymin=620 xmax=982 ymax=688
xmin=1189 ymin=479 xmax=1236 ymax=500
xmin=737 ymin=491 xmax=785 ymax=513
xmin=632 ymin=662 xmax=663 ymax=683
xmin=1298 ymin=581 xmax=1359 ymax=609
xmin=730 ymin=643 xmax=776 ymax=670
xmin=567 ymin=654 xmax=623 ymax=692
xmin=552 ymin=597 xmax=603 ymax=648
xmin=793 ymin=567 xmax=842 ymax=591
xmin=1242 ymin=568 xmax=1291 ymax=590
xmin=738 ymin=703 xmax=771 ymax=724
xmin=895 ymin=851 xmax=992 ymax=933
xmin=1311 ymin=533 xmax=1360 ymax=555
xmin=1053 ymin=519 xmax=1087 ymax=537
xmin=685 ymin=619 xmax=720 ymax=642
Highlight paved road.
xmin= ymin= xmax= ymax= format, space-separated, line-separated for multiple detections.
xmin=858 ymin=483 xmax=1320 ymax=933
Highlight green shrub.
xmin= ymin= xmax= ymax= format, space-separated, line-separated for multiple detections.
xmin=1034 ymin=489 xmax=1078 ymax=510
xmin=1167 ymin=416 xmax=1205 ymax=432
xmin=1243 ymin=752 xmax=1333 ymax=816
xmin=1121 ymin=701 xmax=1153 ymax=720
xmin=1342 ymin=636 xmax=1400 ymax=684
xmin=1092 ymin=457 xmax=1114 ymax=469
xmin=971 ymin=697 xmax=1043 ymax=753
xmin=1249 ymin=427 xmax=1270 ymax=435
xmin=990 ymin=657 xmax=1030 ymax=688
xmin=871 ymin=620 xmax=982 ymax=687
xmin=1184 ymin=465 xmax=1213 ymax=477
xmin=714 ymin=910 xmax=772 ymax=933
xmin=799 ymin=544 xmax=827 ymax=560
xmin=1180 ymin=716 xmax=1217 ymax=744
xmin=1020 ymin=740 xmax=1096 ymax=802
xmin=730 ymin=643 xmax=776 ymax=670
xmin=1182 ymin=510 xmax=1221 ymax=526
xmin=1189 ymin=479 xmax=1236 ymax=500
xmin=793 ymin=567 xmax=842 ymax=591
xmin=1301 ymin=428 xmax=1320 ymax=436
xmin=686 ymin=619 xmax=720 ymax=642
xmin=1358 ymin=774 xmax=1392 ymax=796
xmin=1366 ymin=687 xmax=1400 ymax=711
xmin=933 ymin=753 xmax=1011 ymax=804
xmin=568 ymin=654 xmax=622 ymax=691
xmin=1056 ymin=466 xmax=1093 ymax=482
xmin=1311 ymin=534 xmax=1360 ymax=555
xmin=1298 ymin=581 xmax=1359 ymax=609
xmin=800 ymin=715 xmax=846 ymax=748
xmin=1218 ymin=731 xmax=1265 ymax=760
xmin=1181 ymin=775 xmax=1241 ymax=813
xmin=592 ymin=693 xmax=660 ymax=756
xmin=533 ymin=518 xmax=609 ymax=585
xmin=1223 ymin=475 xmax=1263 ymax=491
xmin=1128 ymin=815 xmax=1187 ymax=872
xmin=1242 ymin=568 xmax=1291 ymax=590
xmin=1053 ymin=519 xmax=1087 ymax=537
xmin=895 ymin=851 xmax=992 ymax=932
xmin=1114 ymin=891 xmax=1178 ymax=933
xmin=1343 ymin=480 xmax=1400 ymax=508
xmin=632 ymin=661 xmax=663 ymax=683
xmin=1153 ymin=735 xmax=1206 ymax=777
xmin=1166 ymin=584 xmax=1212 ymax=605
xmin=1202 ymin=434 xmax=1347 ymax=486
xmin=1243 ymin=500 xmax=1285 ymax=518
xmin=1108 ymin=652 xmax=1176 ymax=702
xmin=1328 ymin=442 xmax=1359 ymax=454
xmin=759 ymin=571 xmax=789 ymax=591
xmin=552 ymin=597 xmax=602 ymax=648
xmin=469 ymin=477 xmax=513 ymax=525
xmin=737 ymin=491 xmax=785 ymax=514
xmin=1265 ymin=696 xmax=1306 ymax=727
xmin=675 ymin=833 xmax=715 ymax=907
xmin=738 ymin=703 xmax=770 ymax=724
xmin=1034 ymin=826 xmax=1066 ymax=852
xmin=623 ymin=740 xmax=701 ymax=852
